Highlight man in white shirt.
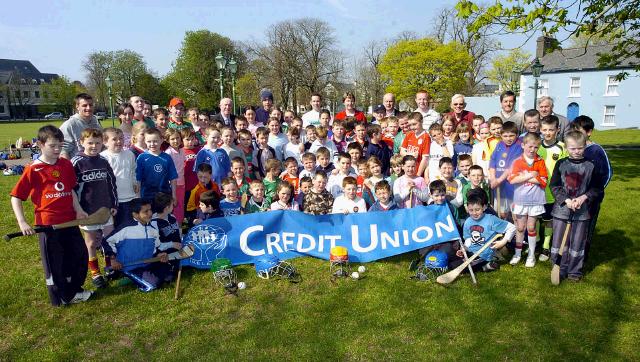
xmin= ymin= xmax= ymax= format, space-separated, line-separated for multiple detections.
xmin=302 ymin=93 xmax=324 ymax=127
xmin=415 ymin=89 xmax=440 ymax=130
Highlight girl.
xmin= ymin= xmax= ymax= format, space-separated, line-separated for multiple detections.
xmin=270 ymin=181 xmax=299 ymax=211
xmin=453 ymin=123 xmax=473 ymax=168
xmin=471 ymin=123 xmax=492 ymax=178
xmin=130 ymin=121 xmax=148 ymax=158
xmin=118 ymin=103 xmax=135 ymax=149
xmin=164 ymin=128 xmax=186 ymax=224
xmin=441 ymin=114 xmax=456 ymax=141
xmin=392 ymin=155 xmax=427 ymax=208
xmin=364 ymin=156 xmax=384 ymax=204
xmin=267 ymin=117 xmax=288 ymax=159
xmin=245 ymin=106 xmax=261 ymax=137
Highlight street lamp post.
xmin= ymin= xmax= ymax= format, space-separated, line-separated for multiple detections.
xmin=530 ymin=58 xmax=544 ymax=109
xmin=511 ymin=68 xmax=521 ymax=94
xmin=228 ymin=57 xmax=238 ymax=115
xmin=105 ymin=76 xmax=114 ymax=127
xmin=215 ymin=50 xmax=227 ymax=101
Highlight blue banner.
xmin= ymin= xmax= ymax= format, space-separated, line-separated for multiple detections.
xmin=182 ymin=204 xmax=460 ymax=268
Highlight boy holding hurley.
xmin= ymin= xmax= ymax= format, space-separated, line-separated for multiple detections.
xmin=11 ymin=125 xmax=93 ymax=306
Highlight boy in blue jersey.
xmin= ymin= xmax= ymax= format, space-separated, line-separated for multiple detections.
xmin=194 ymin=125 xmax=232 ymax=185
xmin=488 ymin=121 xmax=522 ymax=220
xmin=461 ymin=192 xmax=516 ymax=271
xmin=220 ymin=177 xmax=243 ymax=216
xmin=136 ymin=128 xmax=178 ymax=202
xmin=570 ymin=116 xmax=613 ymax=257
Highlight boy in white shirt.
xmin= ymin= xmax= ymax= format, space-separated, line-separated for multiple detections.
xmin=427 ymin=122 xmax=453 ymax=182
xmin=327 ymin=152 xmax=357 ymax=198
xmin=332 ymin=177 xmax=367 ymax=214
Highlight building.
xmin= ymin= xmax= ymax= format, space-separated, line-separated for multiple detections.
xmin=518 ymin=37 xmax=639 ymax=129
xmin=0 ymin=59 xmax=59 ymax=120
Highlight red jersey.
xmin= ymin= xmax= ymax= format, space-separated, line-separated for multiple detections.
xmin=11 ymin=158 xmax=77 ymax=226
xmin=401 ymin=130 xmax=431 ymax=164
xmin=281 ymin=174 xmax=300 ymax=195
xmin=381 ymin=135 xmax=395 ymax=149
xmin=184 ymin=146 xmax=202 ymax=190
xmin=334 ymin=110 xmax=367 ymax=123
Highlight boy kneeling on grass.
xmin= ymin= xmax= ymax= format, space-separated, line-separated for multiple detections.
xmin=103 ymin=198 xmax=174 ymax=292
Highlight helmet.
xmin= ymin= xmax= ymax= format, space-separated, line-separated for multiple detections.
xmin=211 ymin=258 xmax=238 ymax=294
xmin=330 ymin=246 xmax=351 ymax=278
xmin=254 ymin=255 xmax=300 ymax=282
xmin=415 ymin=250 xmax=448 ymax=282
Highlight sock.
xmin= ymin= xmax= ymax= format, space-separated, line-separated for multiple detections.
xmin=104 ymin=255 xmax=112 ymax=269
xmin=543 ymin=226 xmax=552 ymax=249
xmin=514 ymin=242 xmax=523 ymax=257
xmin=88 ymin=257 xmax=100 ymax=277
xmin=527 ymin=230 xmax=537 ymax=259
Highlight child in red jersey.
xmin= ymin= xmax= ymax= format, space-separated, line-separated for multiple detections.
xmin=11 ymin=125 xmax=92 ymax=306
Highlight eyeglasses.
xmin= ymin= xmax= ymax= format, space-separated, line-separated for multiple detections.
xmin=453 ymin=103 xmax=464 ymax=106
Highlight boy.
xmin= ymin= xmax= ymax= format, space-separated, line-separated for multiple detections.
xmin=72 ymin=128 xmax=118 ymax=288
xmin=461 ymin=193 xmax=516 ymax=271
xmin=194 ymin=190 xmax=223 ymax=224
xmin=186 ymin=163 xmax=219 ymax=226
xmin=194 ymin=126 xmax=232 ymax=185
xmin=304 ymin=125 xmax=317 ymax=151
xmin=346 ymin=143 xmax=363 ymax=171
xmin=383 ymin=116 xmax=399 ymax=150
xmin=137 ymin=128 xmax=178 ymax=202
xmin=550 ymin=130 xmax=604 ymax=281
xmin=101 ymin=127 xmax=139 ymax=228
xmin=455 ymin=153 xmax=473 ymax=185
xmin=520 ymin=109 xmax=541 ymax=138
xmin=351 ymin=123 xmax=369 ymax=149
xmin=426 ymin=123 xmax=453 ymax=182
xmin=401 ymin=112 xmax=431 ymax=177
xmin=487 ymin=117 xmax=503 ymax=153
xmin=231 ymin=157 xmax=250 ymax=198
xmin=303 ymin=171 xmax=335 ymax=215
xmin=284 ymin=127 xmax=304 ymax=165
xmin=220 ymin=127 xmax=246 ymax=171
xmin=296 ymin=176 xmax=313 ymax=209
xmin=167 ymin=97 xmax=194 ymax=132
xmin=489 ymin=121 xmax=522 ymax=219
xmin=220 ymin=177 xmax=242 ymax=217
xmin=237 ymin=129 xmax=256 ymax=179
xmin=11 ymin=125 xmax=92 ymax=306
xmin=393 ymin=155 xmax=427 ymax=208
xmin=434 ymin=157 xmax=463 ymax=208
xmin=153 ymin=108 xmax=169 ymax=133
xmin=299 ymin=152 xmax=317 ymax=179
xmin=507 ymin=132 xmax=548 ymax=266
xmin=462 ymin=165 xmax=491 ymax=208
xmin=368 ymin=180 xmax=399 ymax=211
xmin=310 ymin=126 xmax=339 ymax=162
xmin=244 ymin=180 xmax=270 ymax=213
xmin=365 ymin=124 xmax=392 ymax=175
xmin=315 ymin=147 xmax=335 ymax=174
xmin=262 ymin=158 xmax=281 ymax=204
xmin=281 ymin=157 xmax=301 ymax=195
xmin=332 ymin=177 xmax=367 ymax=214
xmin=387 ymin=154 xmax=404 ymax=190
xmin=471 ymin=115 xmax=485 ymax=143
xmin=331 ymin=120 xmax=348 ymax=153
xmin=252 ymin=127 xmax=277 ymax=179
xmin=327 ymin=152 xmax=357 ymax=198
xmin=537 ymin=115 xmax=568 ymax=261
xmin=104 ymin=198 xmax=174 ymax=292
xmin=152 ymin=193 xmax=182 ymax=272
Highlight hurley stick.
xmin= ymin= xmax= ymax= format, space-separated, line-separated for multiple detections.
xmin=5 ymin=207 xmax=111 ymax=241
xmin=174 ymin=264 xmax=183 ymax=300
xmin=437 ymin=234 xmax=503 ymax=285
xmin=458 ymin=239 xmax=478 ymax=285
xmin=124 ymin=244 xmax=195 ymax=267
xmin=551 ymin=211 xmax=574 ymax=285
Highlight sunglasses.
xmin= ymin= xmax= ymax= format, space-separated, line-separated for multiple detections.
xmin=453 ymin=103 xmax=465 ymax=106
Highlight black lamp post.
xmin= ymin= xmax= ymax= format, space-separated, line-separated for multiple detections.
xmin=511 ymin=68 xmax=521 ymax=94
xmin=531 ymin=58 xmax=544 ymax=108
xmin=105 ymin=76 xmax=114 ymax=127
xmin=215 ymin=50 xmax=227 ymax=100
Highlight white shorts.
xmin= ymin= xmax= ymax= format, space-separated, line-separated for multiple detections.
xmin=80 ymin=216 xmax=114 ymax=232
xmin=511 ymin=204 xmax=545 ymax=217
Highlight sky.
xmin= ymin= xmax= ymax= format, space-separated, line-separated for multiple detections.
xmin=1 ymin=0 xmax=538 ymax=83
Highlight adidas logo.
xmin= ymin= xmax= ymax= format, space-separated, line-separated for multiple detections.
xmin=81 ymin=170 xmax=108 ymax=182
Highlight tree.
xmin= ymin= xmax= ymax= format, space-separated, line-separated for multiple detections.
xmin=354 ymin=41 xmax=388 ymax=111
xmin=134 ymin=72 xmax=169 ymax=107
xmin=111 ymin=50 xmax=147 ymax=99
xmin=378 ymin=38 xmax=473 ymax=112
xmin=456 ymin=0 xmax=640 ymax=79
xmin=82 ymin=51 xmax=112 ymax=110
xmin=486 ymin=49 xmax=532 ymax=92
xmin=431 ymin=5 xmax=499 ymax=94
xmin=164 ymin=30 xmax=242 ymax=109
xmin=41 ymin=76 xmax=85 ymax=116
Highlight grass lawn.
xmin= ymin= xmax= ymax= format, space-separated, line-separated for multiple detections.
xmin=590 ymin=128 xmax=640 ymax=147
xmin=0 ymin=124 xmax=638 ymax=360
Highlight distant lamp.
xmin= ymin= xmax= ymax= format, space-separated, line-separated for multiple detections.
xmin=511 ymin=68 xmax=521 ymax=93
xmin=105 ymin=76 xmax=114 ymax=127
xmin=227 ymin=57 xmax=237 ymax=75
xmin=215 ymin=50 xmax=227 ymax=71
xmin=532 ymin=58 xmax=544 ymax=78
xmin=228 ymin=57 xmax=238 ymax=114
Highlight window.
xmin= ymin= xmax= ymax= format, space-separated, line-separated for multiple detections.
xmin=35 ymin=91 xmax=40 ymax=98
xmin=14 ymin=91 xmax=20 ymax=98
xmin=606 ymin=76 xmax=619 ymax=96
xmin=603 ymin=105 xmax=616 ymax=126
xmin=569 ymin=77 xmax=581 ymax=97
xmin=538 ymin=79 xmax=549 ymax=96
xmin=23 ymin=91 xmax=29 ymax=98
xmin=0 ymin=105 xmax=4 ymax=113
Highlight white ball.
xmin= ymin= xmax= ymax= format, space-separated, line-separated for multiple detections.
xmin=238 ymin=281 xmax=246 ymax=290
xmin=358 ymin=266 xmax=366 ymax=273
xmin=351 ymin=271 xmax=360 ymax=279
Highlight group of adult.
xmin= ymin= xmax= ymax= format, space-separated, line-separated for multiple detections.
xmin=58 ymin=88 xmax=571 ymax=160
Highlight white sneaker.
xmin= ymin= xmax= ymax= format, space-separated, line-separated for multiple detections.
xmin=525 ymin=257 xmax=536 ymax=268
xmin=510 ymin=255 xmax=521 ymax=265
xmin=67 ymin=290 xmax=94 ymax=304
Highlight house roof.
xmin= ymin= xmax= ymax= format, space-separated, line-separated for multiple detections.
xmin=0 ymin=59 xmax=58 ymax=83
xmin=522 ymin=44 xmax=638 ymax=74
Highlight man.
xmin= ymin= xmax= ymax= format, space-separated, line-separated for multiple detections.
xmin=334 ymin=92 xmax=367 ymax=123
xmin=256 ymin=89 xmax=274 ymax=125
xmin=494 ymin=90 xmax=523 ymax=132
xmin=211 ymin=98 xmax=236 ymax=129
xmin=445 ymin=94 xmax=475 ymax=128
xmin=415 ymin=90 xmax=441 ymax=130
xmin=59 ymin=93 xmax=102 ymax=159
xmin=301 ymin=93 xmax=325 ymax=127
xmin=383 ymin=93 xmax=399 ymax=117
xmin=537 ymin=96 xmax=569 ymax=140
xmin=130 ymin=95 xmax=155 ymax=128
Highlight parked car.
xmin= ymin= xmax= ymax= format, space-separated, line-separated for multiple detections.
xmin=44 ymin=112 xmax=64 ymax=120
xmin=95 ymin=112 xmax=107 ymax=121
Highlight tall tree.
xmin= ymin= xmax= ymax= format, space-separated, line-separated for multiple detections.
xmin=486 ymin=49 xmax=532 ymax=92
xmin=456 ymin=0 xmax=640 ymax=79
xmin=354 ymin=40 xmax=388 ymax=111
xmin=82 ymin=51 xmax=113 ymax=110
xmin=111 ymin=50 xmax=147 ymax=98
xmin=41 ymin=76 xmax=85 ymax=116
xmin=378 ymin=38 xmax=472 ymax=112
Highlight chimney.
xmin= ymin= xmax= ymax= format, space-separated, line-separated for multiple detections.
xmin=536 ymin=36 xmax=559 ymax=59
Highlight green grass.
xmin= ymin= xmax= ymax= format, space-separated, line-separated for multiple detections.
xmin=591 ymin=128 xmax=640 ymax=147
xmin=0 ymin=125 xmax=638 ymax=360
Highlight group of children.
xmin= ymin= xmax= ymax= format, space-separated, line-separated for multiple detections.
xmin=10 ymin=94 xmax=612 ymax=306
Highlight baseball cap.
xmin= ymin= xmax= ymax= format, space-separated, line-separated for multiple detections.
xmin=373 ymin=104 xmax=385 ymax=113
xmin=169 ymin=97 xmax=184 ymax=108
xmin=260 ymin=89 xmax=273 ymax=101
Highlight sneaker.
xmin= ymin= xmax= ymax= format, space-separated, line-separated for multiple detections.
xmin=567 ymin=275 xmax=583 ymax=282
xmin=92 ymin=275 xmax=107 ymax=289
xmin=509 ymin=255 xmax=521 ymax=265
xmin=67 ymin=290 xmax=94 ymax=304
xmin=104 ymin=268 xmax=122 ymax=281
xmin=525 ymin=257 xmax=536 ymax=268
xmin=482 ymin=262 xmax=500 ymax=272
xmin=538 ymin=249 xmax=550 ymax=262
